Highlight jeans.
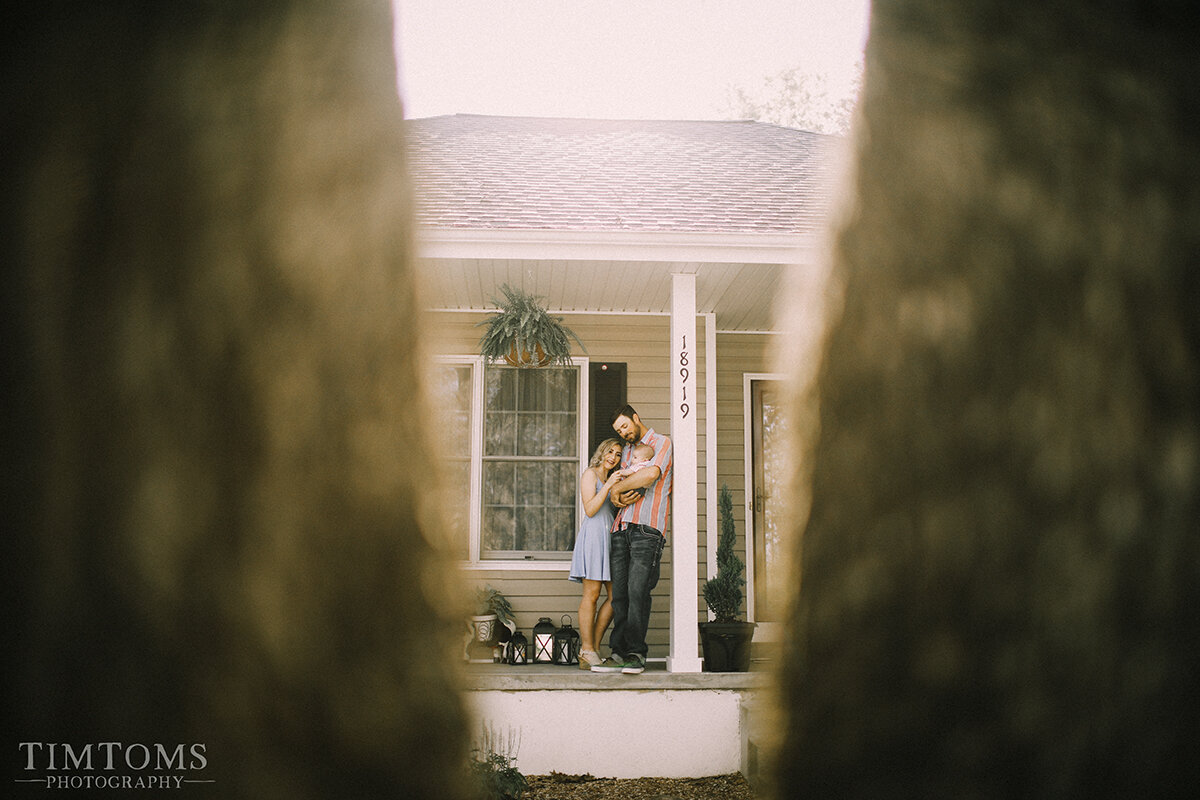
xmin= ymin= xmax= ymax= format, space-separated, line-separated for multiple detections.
xmin=608 ymin=523 xmax=665 ymax=661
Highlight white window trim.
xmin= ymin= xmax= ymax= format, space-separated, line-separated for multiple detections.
xmin=436 ymin=355 xmax=590 ymax=571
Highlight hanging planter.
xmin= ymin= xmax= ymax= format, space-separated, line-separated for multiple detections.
xmin=505 ymin=341 xmax=549 ymax=367
xmin=477 ymin=284 xmax=586 ymax=368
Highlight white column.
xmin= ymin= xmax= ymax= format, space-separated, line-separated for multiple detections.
xmin=668 ymin=268 xmax=702 ymax=672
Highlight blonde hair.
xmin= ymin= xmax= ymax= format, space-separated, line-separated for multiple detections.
xmin=588 ymin=437 xmax=623 ymax=469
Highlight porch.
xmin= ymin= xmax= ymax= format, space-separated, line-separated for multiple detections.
xmin=462 ymin=662 xmax=775 ymax=779
xmin=409 ymin=115 xmax=839 ymax=681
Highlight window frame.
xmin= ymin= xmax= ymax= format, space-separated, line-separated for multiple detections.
xmin=435 ymin=355 xmax=590 ymax=570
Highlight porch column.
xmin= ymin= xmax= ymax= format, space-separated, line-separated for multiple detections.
xmin=668 ymin=267 xmax=702 ymax=672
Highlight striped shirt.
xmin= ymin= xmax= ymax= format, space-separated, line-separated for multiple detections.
xmin=613 ymin=429 xmax=673 ymax=536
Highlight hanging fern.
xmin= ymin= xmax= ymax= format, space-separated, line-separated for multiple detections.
xmin=477 ymin=284 xmax=586 ymax=367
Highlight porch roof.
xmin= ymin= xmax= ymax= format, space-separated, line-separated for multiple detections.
xmin=404 ymin=114 xmax=844 ymax=235
xmin=407 ymin=115 xmax=844 ymax=331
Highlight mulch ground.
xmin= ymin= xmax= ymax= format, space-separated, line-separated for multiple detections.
xmin=523 ymin=772 xmax=758 ymax=799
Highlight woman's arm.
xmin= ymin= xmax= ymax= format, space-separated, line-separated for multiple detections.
xmin=580 ymin=467 xmax=619 ymax=517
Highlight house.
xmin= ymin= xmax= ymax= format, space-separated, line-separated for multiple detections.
xmin=408 ymin=114 xmax=844 ymax=670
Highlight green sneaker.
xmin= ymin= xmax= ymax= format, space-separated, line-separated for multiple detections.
xmin=620 ymin=656 xmax=645 ymax=674
xmin=590 ymin=655 xmax=625 ymax=673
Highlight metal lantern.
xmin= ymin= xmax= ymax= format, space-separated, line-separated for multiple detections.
xmin=505 ymin=630 xmax=529 ymax=665
xmin=493 ymin=621 xmax=512 ymax=662
xmin=532 ymin=617 xmax=556 ymax=663
xmin=552 ymin=614 xmax=581 ymax=666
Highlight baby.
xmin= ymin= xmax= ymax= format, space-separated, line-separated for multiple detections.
xmin=615 ymin=442 xmax=656 ymax=478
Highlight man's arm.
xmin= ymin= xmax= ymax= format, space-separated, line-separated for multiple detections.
xmin=610 ymin=465 xmax=660 ymax=497
xmin=612 ymin=433 xmax=671 ymax=508
xmin=610 ymin=489 xmax=635 ymax=508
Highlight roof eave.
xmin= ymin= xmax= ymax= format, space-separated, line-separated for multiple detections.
xmin=414 ymin=226 xmax=817 ymax=265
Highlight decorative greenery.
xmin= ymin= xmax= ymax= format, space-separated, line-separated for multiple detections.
xmin=477 ymin=284 xmax=586 ymax=367
xmin=469 ymin=726 xmax=527 ymax=800
xmin=702 ymin=484 xmax=746 ymax=622
xmin=469 ymin=749 xmax=527 ymax=800
xmin=473 ymin=585 xmax=515 ymax=629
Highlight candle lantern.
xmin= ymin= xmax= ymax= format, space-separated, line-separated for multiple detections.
xmin=531 ymin=617 xmax=556 ymax=663
xmin=505 ymin=630 xmax=529 ymax=665
xmin=552 ymin=614 xmax=581 ymax=666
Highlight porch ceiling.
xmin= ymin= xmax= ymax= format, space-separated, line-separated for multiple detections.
xmin=417 ymin=256 xmax=798 ymax=332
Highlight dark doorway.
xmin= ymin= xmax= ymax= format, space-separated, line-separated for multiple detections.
xmin=589 ymin=362 xmax=626 ymax=457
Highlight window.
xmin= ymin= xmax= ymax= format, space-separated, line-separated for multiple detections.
xmin=482 ymin=366 xmax=579 ymax=559
xmin=431 ymin=357 xmax=586 ymax=566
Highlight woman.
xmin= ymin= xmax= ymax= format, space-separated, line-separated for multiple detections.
xmin=568 ymin=438 xmax=623 ymax=669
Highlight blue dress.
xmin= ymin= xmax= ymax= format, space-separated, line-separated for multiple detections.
xmin=569 ymin=475 xmax=615 ymax=582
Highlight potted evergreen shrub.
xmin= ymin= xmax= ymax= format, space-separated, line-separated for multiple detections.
xmin=477 ymin=284 xmax=586 ymax=367
xmin=700 ymin=484 xmax=757 ymax=671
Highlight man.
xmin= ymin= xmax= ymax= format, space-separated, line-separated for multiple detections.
xmin=591 ymin=404 xmax=673 ymax=674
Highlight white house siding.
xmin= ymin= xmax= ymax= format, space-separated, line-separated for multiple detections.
xmin=426 ymin=311 xmax=776 ymax=655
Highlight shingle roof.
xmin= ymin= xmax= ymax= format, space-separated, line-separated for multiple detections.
xmin=404 ymin=114 xmax=842 ymax=235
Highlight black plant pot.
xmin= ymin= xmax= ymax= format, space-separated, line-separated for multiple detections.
xmin=699 ymin=621 xmax=757 ymax=672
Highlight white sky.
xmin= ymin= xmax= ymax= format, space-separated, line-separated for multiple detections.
xmin=393 ymin=0 xmax=871 ymax=120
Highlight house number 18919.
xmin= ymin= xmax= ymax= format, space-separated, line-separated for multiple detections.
xmin=679 ymin=335 xmax=690 ymax=419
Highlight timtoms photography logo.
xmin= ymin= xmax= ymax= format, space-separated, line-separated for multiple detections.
xmin=15 ymin=742 xmax=212 ymax=790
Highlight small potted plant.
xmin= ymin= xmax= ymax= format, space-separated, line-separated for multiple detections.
xmin=477 ymin=284 xmax=586 ymax=367
xmin=470 ymin=584 xmax=516 ymax=645
xmin=699 ymin=484 xmax=757 ymax=671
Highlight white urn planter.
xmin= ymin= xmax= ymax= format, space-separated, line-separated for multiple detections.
xmin=471 ymin=613 xmax=498 ymax=643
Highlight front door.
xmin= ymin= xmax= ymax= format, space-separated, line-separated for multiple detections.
xmin=750 ymin=378 xmax=787 ymax=620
